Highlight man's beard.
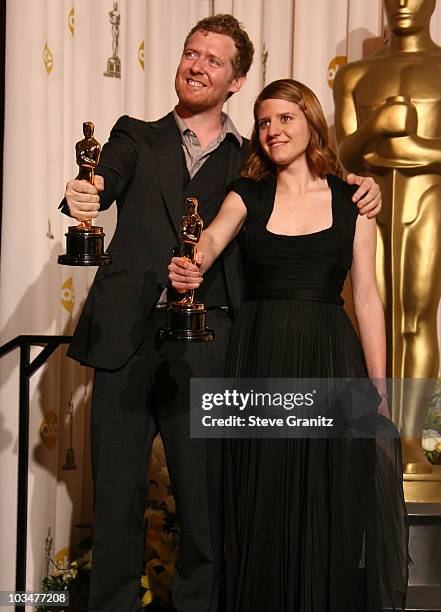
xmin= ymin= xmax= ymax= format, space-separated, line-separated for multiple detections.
xmin=175 ymin=77 xmax=226 ymax=113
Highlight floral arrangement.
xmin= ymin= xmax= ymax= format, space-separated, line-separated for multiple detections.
xmin=36 ymin=551 xmax=91 ymax=611
xmin=140 ymin=437 xmax=180 ymax=608
xmin=422 ymin=430 xmax=441 ymax=464
xmin=38 ymin=436 xmax=179 ymax=611
xmin=422 ymin=379 xmax=441 ymax=465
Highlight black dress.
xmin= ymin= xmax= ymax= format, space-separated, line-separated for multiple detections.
xmin=224 ymin=175 xmax=409 ymax=612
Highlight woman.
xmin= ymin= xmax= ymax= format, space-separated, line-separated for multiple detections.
xmin=169 ymin=79 xmax=409 ymax=612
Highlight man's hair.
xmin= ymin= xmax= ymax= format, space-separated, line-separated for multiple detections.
xmin=241 ymin=79 xmax=343 ymax=181
xmin=185 ymin=14 xmax=254 ymax=79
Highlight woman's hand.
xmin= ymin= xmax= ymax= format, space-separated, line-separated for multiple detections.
xmin=168 ymin=252 xmax=204 ymax=292
xmin=378 ymin=397 xmax=391 ymax=419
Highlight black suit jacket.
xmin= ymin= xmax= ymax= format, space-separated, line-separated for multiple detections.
xmin=62 ymin=113 xmax=246 ymax=370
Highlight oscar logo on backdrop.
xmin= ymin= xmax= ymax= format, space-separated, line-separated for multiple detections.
xmin=333 ymin=0 xmax=441 ymax=501
xmin=327 ymin=55 xmax=346 ymax=89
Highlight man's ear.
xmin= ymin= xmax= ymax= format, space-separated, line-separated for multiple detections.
xmin=228 ymin=75 xmax=246 ymax=96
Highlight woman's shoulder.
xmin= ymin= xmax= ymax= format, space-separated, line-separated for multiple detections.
xmin=228 ymin=175 xmax=262 ymax=192
xmin=326 ymin=174 xmax=358 ymax=199
xmin=327 ymin=174 xmax=359 ymax=220
xmin=227 ymin=176 xmax=269 ymax=204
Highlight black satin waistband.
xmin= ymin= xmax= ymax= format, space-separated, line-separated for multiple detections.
xmin=244 ymin=287 xmax=344 ymax=306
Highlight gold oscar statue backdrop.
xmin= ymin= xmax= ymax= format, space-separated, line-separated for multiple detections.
xmin=334 ymin=0 xmax=441 ymax=501
xmin=2 ymin=0 xmax=441 ymax=597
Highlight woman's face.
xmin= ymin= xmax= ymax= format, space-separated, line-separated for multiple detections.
xmin=257 ymin=98 xmax=311 ymax=169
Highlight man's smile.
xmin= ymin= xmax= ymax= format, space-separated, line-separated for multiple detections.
xmin=187 ymin=78 xmax=206 ymax=88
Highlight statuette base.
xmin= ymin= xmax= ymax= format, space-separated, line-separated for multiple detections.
xmin=104 ymin=57 xmax=121 ymax=78
xmin=404 ymin=465 xmax=441 ymax=503
xmin=160 ymin=302 xmax=214 ymax=342
xmin=58 ymin=225 xmax=111 ymax=266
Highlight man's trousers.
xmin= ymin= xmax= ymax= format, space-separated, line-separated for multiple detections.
xmin=88 ymin=309 xmax=232 ymax=612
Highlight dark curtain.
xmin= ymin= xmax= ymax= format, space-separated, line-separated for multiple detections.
xmin=0 ymin=0 xmax=5 ymax=256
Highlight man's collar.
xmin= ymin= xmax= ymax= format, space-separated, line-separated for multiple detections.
xmin=173 ymin=108 xmax=242 ymax=147
xmin=172 ymin=109 xmax=190 ymax=138
xmin=221 ymin=112 xmax=242 ymax=147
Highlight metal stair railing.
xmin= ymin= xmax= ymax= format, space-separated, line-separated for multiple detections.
xmin=0 ymin=335 xmax=72 ymax=610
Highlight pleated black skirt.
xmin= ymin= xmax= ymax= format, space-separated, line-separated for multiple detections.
xmin=224 ymin=300 xmax=409 ymax=612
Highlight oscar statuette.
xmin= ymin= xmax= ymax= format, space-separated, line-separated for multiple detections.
xmin=58 ymin=121 xmax=111 ymax=266
xmin=103 ymin=2 xmax=121 ymax=78
xmin=161 ymin=197 xmax=214 ymax=342
xmin=333 ymin=0 xmax=441 ymax=500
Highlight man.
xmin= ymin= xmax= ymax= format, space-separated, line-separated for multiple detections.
xmin=62 ymin=14 xmax=382 ymax=612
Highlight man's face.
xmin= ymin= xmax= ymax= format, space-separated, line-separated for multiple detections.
xmin=175 ymin=30 xmax=244 ymax=113
xmin=384 ymin=0 xmax=435 ymax=34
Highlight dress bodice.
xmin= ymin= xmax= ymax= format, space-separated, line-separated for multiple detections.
xmin=228 ymin=175 xmax=358 ymax=306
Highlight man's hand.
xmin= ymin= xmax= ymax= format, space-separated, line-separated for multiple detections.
xmin=64 ymin=175 xmax=104 ymax=222
xmin=346 ymin=173 xmax=382 ymax=219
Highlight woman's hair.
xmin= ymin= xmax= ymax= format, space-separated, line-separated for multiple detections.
xmin=241 ymin=79 xmax=342 ymax=181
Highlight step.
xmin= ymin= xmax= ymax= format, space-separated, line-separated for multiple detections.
xmin=407 ymin=503 xmax=441 ymax=526
xmin=401 ymin=503 xmax=441 ymax=611
xmin=405 ymin=585 xmax=441 ymax=612
xmin=407 ymin=503 xmax=441 ymax=588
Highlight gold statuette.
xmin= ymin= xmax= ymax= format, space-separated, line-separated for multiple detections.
xmin=333 ymin=0 xmax=441 ymax=496
xmin=160 ymin=198 xmax=214 ymax=342
xmin=103 ymin=2 xmax=121 ymax=78
xmin=58 ymin=122 xmax=111 ymax=266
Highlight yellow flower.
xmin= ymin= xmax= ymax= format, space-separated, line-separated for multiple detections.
xmin=147 ymin=559 xmax=173 ymax=604
xmin=140 ymin=574 xmax=153 ymax=606
xmin=142 ymin=589 xmax=153 ymax=606
xmin=140 ymin=575 xmax=149 ymax=589
xmin=62 ymin=569 xmax=77 ymax=581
